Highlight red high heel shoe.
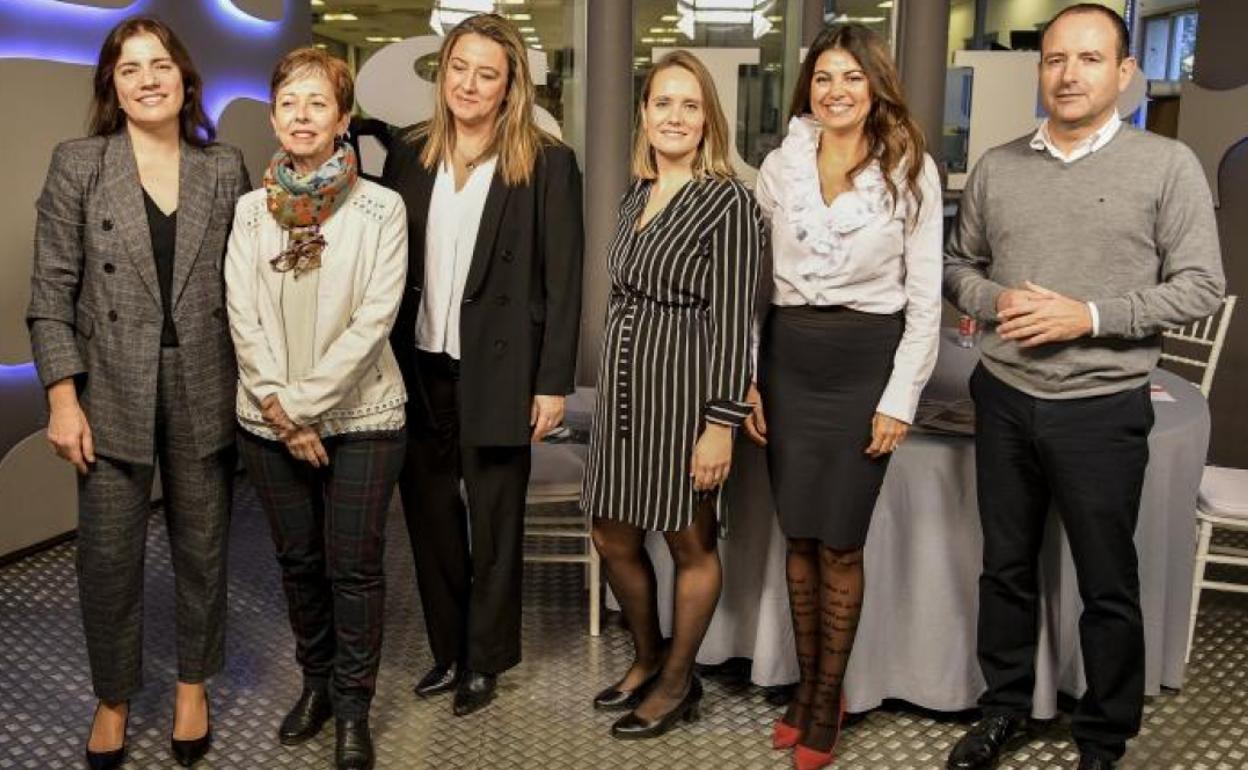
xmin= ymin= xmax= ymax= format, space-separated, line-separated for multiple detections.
xmin=792 ymin=696 xmax=846 ymax=770
xmin=772 ymin=717 xmax=802 ymax=750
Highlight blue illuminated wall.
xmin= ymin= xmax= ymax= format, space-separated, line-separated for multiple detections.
xmin=0 ymin=0 xmax=310 ymax=557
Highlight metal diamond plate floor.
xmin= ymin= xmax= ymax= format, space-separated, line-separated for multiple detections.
xmin=2 ymin=486 xmax=1246 ymax=770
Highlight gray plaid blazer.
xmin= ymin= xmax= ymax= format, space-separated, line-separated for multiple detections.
xmin=27 ymin=131 xmax=251 ymax=464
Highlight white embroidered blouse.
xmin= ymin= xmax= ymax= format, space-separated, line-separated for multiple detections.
xmin=754 ymin=116 xmax=944 ymax=423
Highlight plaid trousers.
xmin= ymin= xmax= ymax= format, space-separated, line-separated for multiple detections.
xmin=238 ymin=429 xmax=405 ymax=719
xmin=77 ymin=347 xmax=235 ymax=701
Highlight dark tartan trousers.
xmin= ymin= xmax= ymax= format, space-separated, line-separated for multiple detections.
xmin=238 ymin=428 xmax=405 ymax=719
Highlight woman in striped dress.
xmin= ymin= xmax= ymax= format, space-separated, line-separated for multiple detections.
xmin=584 ymin=50 xmax=763 ymax=740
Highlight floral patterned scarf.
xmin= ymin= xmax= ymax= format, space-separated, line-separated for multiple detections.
xmin=264 ymin=141 xmax=359 ymax=277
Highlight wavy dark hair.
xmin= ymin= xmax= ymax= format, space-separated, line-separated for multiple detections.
xmin=788 ymin=23 xmax=926 ymax=223
xmin=88 ymin=16 xmax=215 ymax=146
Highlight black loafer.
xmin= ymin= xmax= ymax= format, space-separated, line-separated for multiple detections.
xmin=170 ymin=695 xmax=211 ymax=767
xmin=413 ymin=662 xmax=462 ymax=698
xmin=593 ymin=668 xmax=662 ymax=712
xmin=452 ymin=671 xmax=497 ymax=717
xmin=279 ymin=687 xmax=333 ymax=746
xmin=1077 ymin=755 xmax=1116 ymax=770
xmin=610 ymin=676 xmax=703 ymax=740
xmin=946 ymin=714 xmax=1027 ymax=770
xmin=335 ymin=717 xmax=374 ymax=770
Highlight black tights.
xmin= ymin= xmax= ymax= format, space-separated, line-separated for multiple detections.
xmin=591 ymin=502 xmax=721 ymax=720
xmin=782 ymin=538 xmax=864 ymax=751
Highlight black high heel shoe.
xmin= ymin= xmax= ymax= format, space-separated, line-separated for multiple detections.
xmin=170 ymin=693 xmax=212 ymax=767
xmin=610 ymin=676 xmax=703 ymax=740
xmin=85 ymin=702 xmax=128 ymax=770
xmin=593 ymin=667 xmax=662 ymax=711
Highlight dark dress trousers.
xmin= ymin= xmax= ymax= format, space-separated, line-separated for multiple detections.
xmin=382 ymin=134 xmax=583 ymax=673
xmin=27 ymin=131 xmax=249 ymax=700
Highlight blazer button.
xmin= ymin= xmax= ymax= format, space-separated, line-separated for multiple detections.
xmin=107 ymin=310 xmax=118 ymax=322
xmin=496 ymin=295 xmax=510 ymax=307
xmin=102 ymin=219 xmax=113 ymax=231
xmin=103 ymin=263 xmax=115 ymax=274
xmin=212 ymin=307 xmax=223 ymax=320
xmin=494 ymin=339 xmax=507 ymax=351
xmin=501 ymin=249 xmax=514 ymax=263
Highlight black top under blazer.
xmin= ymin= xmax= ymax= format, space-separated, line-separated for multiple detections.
xmin=27 ymin=132 xmax=251 ymax=464
xmin=382 ymin=134 xmax=584 ymax=447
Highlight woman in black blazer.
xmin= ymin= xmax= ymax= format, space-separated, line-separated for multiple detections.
xmin=381 ymin=12 xmax=583 ymax=717
xmin=26 ymin=17 xmax=248 ymax=769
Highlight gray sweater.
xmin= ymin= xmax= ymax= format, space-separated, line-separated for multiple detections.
xmin=944 ymin=127 xmax=1225 ymax=399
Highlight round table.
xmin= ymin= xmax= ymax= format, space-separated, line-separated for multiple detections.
xmin=637 ymin=330 xmax=1210 ymax=717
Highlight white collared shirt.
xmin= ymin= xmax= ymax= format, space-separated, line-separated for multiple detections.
xmin=1030 ymin=110 xmax=1122 ymax=163
xmin=1029 ymin=111 xmax=1122 ymax=335
xmin=417 ymin=155 xmax=498 ymax=359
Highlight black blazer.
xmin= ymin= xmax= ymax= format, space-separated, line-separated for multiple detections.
xmin=382 ymin=133 xmax=584 ymax=447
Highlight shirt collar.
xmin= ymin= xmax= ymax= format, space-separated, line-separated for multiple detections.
xmin=1029 ymin=110 xmax=1122 ymax=161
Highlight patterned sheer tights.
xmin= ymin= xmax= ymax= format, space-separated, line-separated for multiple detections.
xmin=782 ymin=539 xmax=864 ymax=752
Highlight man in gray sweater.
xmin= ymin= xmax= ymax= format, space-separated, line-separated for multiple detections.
xmin=943 ymin=6 xmax=1225 ymax=770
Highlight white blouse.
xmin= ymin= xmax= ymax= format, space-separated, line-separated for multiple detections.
xmin=754 ymin=116 xmax=943 ymax=423
xmin=417 ymin=155 xmax=499 ymax=359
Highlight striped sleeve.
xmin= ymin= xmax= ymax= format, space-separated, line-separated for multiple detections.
xmin=704 ymin=182 xmax=763 ymax=427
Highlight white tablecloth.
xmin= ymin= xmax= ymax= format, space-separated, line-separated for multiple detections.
xmin=635 ymin=332 xmax=1209 ymax=717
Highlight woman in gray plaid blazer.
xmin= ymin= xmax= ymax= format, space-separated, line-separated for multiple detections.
xmin=25 ymin=17 xmax=248 ymax=770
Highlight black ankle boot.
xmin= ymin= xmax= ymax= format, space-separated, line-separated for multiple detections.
xmin=335 ymin=717 xmax=374 ymax=770
xmin=279 ymin=687 xmax=333 ymax=745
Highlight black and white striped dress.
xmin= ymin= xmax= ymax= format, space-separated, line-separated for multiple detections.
xmin=583 ymin=176 xmax=763 ymax=532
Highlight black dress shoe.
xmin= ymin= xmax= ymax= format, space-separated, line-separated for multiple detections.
xmin=85 ymin=702 xmax=128 ymax=770
xmin=413 ymin=662 xmax=462 ymax=698
xmin=335 ymin=717 xmax=374 ymax=770
xmin=946 ymin=714 xmax=1027 ymax=770
xmin=610 ymin=676 xmax=703 ymax=740
xmin=170 ymin=695 xmax=211 ymax=767
xmin=593 ymin=668 xmax=662 ymax=711
xmin=279 ymin=687 xmax=333 ymax=745
xmin=452 ymin=671 xmax=497 ymax=716
xmin=1077 ymin=755 xmax=1116 ymax=770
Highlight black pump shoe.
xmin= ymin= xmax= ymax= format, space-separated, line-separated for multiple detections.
xmin=85 ymin=702 xmax=129 ymax=770
xmin=279 ymin=687 xmax=333 ymax=745
xmin=170 ymin=695 xmax=211 ymax=767
xmin=413 ymin=662 xmax=462 ymax=698
xmin=610 ymin=676 xmax=703 ymax=740
xmin=335 ymin=717 xmax=374 ymax=770
xmin=593 ymin=667 xmax=662 ymax=712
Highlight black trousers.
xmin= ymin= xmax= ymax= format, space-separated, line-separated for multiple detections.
xmin=398 ymin=352 xmax=531 ymax=674
xmin=970 ymin=364 xmax=1153 ymax=761
xmin=238 ymin=429 xmax=405 ymax=720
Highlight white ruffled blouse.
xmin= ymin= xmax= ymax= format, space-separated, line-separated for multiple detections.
xmin=754 ymin=116 xmax=944 ymax=423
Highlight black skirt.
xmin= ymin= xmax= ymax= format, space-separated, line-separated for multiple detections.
xmin=758 ymin=305 xmax=903 ymax=549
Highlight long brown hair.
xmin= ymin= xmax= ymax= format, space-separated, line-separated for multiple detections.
xmin=789 ymin=24 xmax=926 ymax=221
xmin=88 ymin=16 xmax=215 ymax=146
xmin=631 ymin=50 xmax=735 ymax=181
xmin=413 ymin=13 xmax=553 ymax=186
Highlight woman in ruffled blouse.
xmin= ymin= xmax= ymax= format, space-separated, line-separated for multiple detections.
xmin=742 ymin=24 xmax=942 ymax=770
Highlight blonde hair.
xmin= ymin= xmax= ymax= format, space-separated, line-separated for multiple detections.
xmin=631 ymin=50 xmax=735 ymax=181
xmin=412 ymin=13 xmax=553 ymax=186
